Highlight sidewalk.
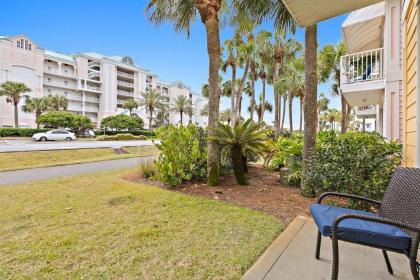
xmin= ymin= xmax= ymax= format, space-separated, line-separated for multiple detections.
xmin=242 ymin=216 xmax=412 ymax=280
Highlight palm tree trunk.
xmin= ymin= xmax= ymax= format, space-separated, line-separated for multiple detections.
xmin=250 ymin=78 xmax=256 ymax=121
xmin=36 ymin=111 xmax=41 ymax=129
xmin=281 ymin=94 xmax=287 ymax=130
xmin=300 ymin=96 xmax=304 ymax=131
xmin=233 ymin=60 xmax=249 ymax=125
xmin=231 ymin=66 xmax=236 ymax=118
xmin=278 ymin=92 xmax=282 ymax=132
xmin=340 ymin=94 xmax=347 ymax=133
xmin=301 ymin=24 xmax=318 ymax=195
xmin=288 ymin=91 xmax=293 ymax=133
xmin=149 ymin=109 xmax=153 ymax=130
xmin=203 ymin=10 xmax=221 ymax=186
xmin=259 ymin=79 xmax=266 ymax=123
xmin=180 ymin=112 xmax=183 ymax=125
xmin=274 ymin=62 xmax=281 ymax=135
xmin=14 ymin=102 xmax=19 ymax=128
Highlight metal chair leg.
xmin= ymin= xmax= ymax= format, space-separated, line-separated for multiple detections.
xmin=331 ymin=237 xmax=339 ymax=280
xmin=410 ymin=258 xmax=420 ymax=280
xmin=315 ymin=231 xmax=322 ymax=260
xmin=382 ymin=250 xmax=393 ymax=275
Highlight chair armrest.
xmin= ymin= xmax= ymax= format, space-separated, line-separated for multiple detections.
xmin=332 ymin=214 xmax=420 ymax=237
xmin=318 ymin=192 xmax=382 ymax=206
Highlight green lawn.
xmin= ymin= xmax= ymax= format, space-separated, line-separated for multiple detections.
xmin=0 ymin=145 xmax=159 ymax=171
xmin=0 ymin=169 xmax=282 ymax=279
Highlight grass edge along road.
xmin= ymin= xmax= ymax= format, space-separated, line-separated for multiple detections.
xmin=0 ymin=168 xmax=282 ymax=279
xmin=0 ymin=145 xmax=159 ymax=172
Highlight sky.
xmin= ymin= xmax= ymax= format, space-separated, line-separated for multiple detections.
xmin=0 ymin=0 xmax=348 ymax=128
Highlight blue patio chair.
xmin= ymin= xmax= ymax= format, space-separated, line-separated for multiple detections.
xmin=310 ymin=167 xmax=420 ymax=280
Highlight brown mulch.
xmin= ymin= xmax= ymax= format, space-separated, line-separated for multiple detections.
xmin=124 ymin=165 xmax=315 ymax=225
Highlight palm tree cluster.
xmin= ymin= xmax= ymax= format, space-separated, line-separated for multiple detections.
xmin=0 ymin=81 xmax=71 ymax=128
xmin=145 ymin=0 xmax=320 ymax=186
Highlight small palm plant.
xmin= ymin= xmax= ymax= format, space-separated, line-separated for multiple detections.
xmin=22 ymin=96 xmax=49 ymax=128
xmin=211 ymin=120 xmax=269 ymax=185
xmin=171 ymin=95 xmax=193 ymax=125
xmin=0 ymin=81 xmax=31 ymax=128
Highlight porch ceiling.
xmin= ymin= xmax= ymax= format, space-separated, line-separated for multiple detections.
xmin=282 ymin=0 xmax=384 ymax=27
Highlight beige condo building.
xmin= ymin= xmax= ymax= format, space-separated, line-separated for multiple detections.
xmin=0 ymin=35 xmax=207 ymax=129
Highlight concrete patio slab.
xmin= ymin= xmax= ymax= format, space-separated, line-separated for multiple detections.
xmin=243 ymin=216 xmax=413 ymax=280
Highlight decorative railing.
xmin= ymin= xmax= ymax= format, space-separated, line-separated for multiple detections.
xmin=340 ymin=48 xmax=384 ymax=85
xmin=355 ymin=105 xmax=377 ymax=116
xmin=117 ymin=80 xmax=134 ymax=88
xmin=117 ymin=90 xmax=134 ymax=97
xmin=117 ymin=71 xmax=134 ymax=79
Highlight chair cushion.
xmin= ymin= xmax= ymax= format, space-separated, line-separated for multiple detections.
xmin=310 ymin=204 xmax=411 ymax=251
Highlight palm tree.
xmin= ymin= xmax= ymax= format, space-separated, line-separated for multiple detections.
xmin=200 ymin=103 xmax=209 ymax=117
xmin=123 ymin=99 xmax=139 ymax=116
xmin=145 ymin=0 xmax=223 ymax=186
xmin=323 ymin=108 xmax=341 ymax=131
xmin=280 ymin=56 xmax=304 ymax=133
xmin=252 ymin=100 xmax=273 ymax=121
xmin=171 ymin=95 xmax=193 ymax=126
xmin=0 ymin=81 xmax=31 ymax=128
xmin=256 ymin=31 xmax=272 ymax=123
xmin=155 ymin=107 xmax=169 ymax=127
xmin=317 ymin=93 xmax=330 ymax=131
xmin=48 ymin=95 xmax=68 ymax=111
xmin=319 ymin=41 xmax=348 ymax=133
xmin=138 ymin=89 xmax=166 ymax=129
xmin=220 ymin=108 xmax=232 ymax=125
xmin=211 ymin=119 xmax=269 ymax=185
xmin=22 ymin=96 xmax=49 ymax=128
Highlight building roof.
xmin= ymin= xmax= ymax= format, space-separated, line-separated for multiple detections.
xmin=44 ymin=50 xmax=75 ymax=63
xmin=282 ymin=0 xmax=383 ymax=27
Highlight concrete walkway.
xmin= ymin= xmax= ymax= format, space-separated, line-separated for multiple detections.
xmin=0 ymin=156 xmax=156 ymax=186
xmin=242 ymin=216 xmax=413 ymax=280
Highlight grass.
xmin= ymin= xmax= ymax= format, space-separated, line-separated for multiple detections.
xmin=0 ymin=169 xmax=282 ymax=279
xmin=0 ymin=145 xmax=159 ymax=171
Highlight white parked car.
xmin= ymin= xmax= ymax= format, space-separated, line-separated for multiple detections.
xmin=32 ymin=130 xmax=76 ymax=141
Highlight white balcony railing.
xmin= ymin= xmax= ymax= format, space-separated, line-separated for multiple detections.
xmin=88 ymin=70 xmax=100 ymax=79
xmin=117 ymin=71 xmax=134 ymax=79
xmin=355 ymin=105 xmax=377 ymax=117
xmin=117 ymin=90 xmax=134 ymax=97
xmin=117 ymin=80 xmax=134 ymax=88
xmin=340 ymin=48 xmax=384 ymax=86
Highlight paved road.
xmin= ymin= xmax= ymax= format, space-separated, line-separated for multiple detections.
xmin=0 ymin=156 xmax=156 ymax=186
xmin=0 ymin=139 xmax=156 ymax=152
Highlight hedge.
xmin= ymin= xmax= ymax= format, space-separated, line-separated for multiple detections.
xmin=96 ymin=134 xmax=148 ymax=141
xmin=94 ymin=129 xmax=155 ymax=137
xmin=0 ymin=128 xmax=49 ymax=137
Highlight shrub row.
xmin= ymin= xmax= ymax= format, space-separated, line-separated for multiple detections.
xmin=96 ymin=133 xmax=148 ymax=141
xmin=0 ymin=128 xmax=49 ymax=137
xmin=94 ymin=130 xmax=155 ymax=137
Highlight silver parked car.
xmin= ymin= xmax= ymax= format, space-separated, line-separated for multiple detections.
xmin=32 ymin=130 xmax=76 ymax=141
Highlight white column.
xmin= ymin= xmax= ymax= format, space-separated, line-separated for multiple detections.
xmin=82 ymin=91 xmax=85 ymax=116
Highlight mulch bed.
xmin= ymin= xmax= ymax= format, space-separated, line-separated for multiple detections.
xmin=124 ymin=165 xmax=315 ymax=225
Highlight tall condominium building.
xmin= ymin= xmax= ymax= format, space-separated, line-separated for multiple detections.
xmin=0 ymin=35 xmax=207 ymax=128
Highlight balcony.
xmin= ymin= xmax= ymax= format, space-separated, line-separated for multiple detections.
xmin=117 ymin=80 xmax=134 ymax=88
xmin=340 ymin=48 xmax=385 ymax=106
xmin=88 ymin=70 xmax=100 ymax=79
xmin=355 ymin=105 xmax=377 ymax=118
xmin=44 ymin=68 xmax=76 ymax=78
xmin=117 ymin=90 xmax=134 ymax=98
xmin=117 ymin=71 xmax=134 ymax=79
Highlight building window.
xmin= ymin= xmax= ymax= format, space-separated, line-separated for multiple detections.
xmin=17 ymin=41 xmax=20 ymax=48
xmin=20 ymin=39 xmax=24 ymax=48
xmin=64 ymin=81 xmax=68 ymax=85
xmin=47 ymin=89 xmax=51 ymax=94
xmin=47 ymin=78 xmax=52 ymax=83
xmin=48 ymin=66 xmax=51 ymax=71
xmin=24 ymin=40 xmax=28 ymax=49
xmin=28 ymin=44 xmax=32 ymax=51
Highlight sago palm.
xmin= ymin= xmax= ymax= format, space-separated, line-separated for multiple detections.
xmin=138 ymin=89 xmax=166 ymax=129
xmin=145 ymin=0 xmax=225 ymax=185
xmin=171 ymin=95 xmax=193 ymax=125
xmin=0 ymin=81 xmax=31 ymax=128
xmin=211 ymin=119 xmax=269 ymax=185
xmin=22 ymin=96 xmax=49 ymax=128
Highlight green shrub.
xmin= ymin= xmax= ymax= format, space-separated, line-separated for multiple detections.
xmin=155 ymin=125 xmax=207 ymax=186
xmin=96 ymin=134 xmax=148 ymax=141
xmin=37 ymin=111 xmax=93 ymax=135
xmin=0 ymin=128 xmax=49 ymax=137
xmin=100 ymin=115 xmax=144 ymax=131
xmin=95 ymin=129 xmax=155 ymax=137
xmin=269 ymin=133 xmax=303 ymax=170
xmin=302 ymin=132 xmax=402 ymax=203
